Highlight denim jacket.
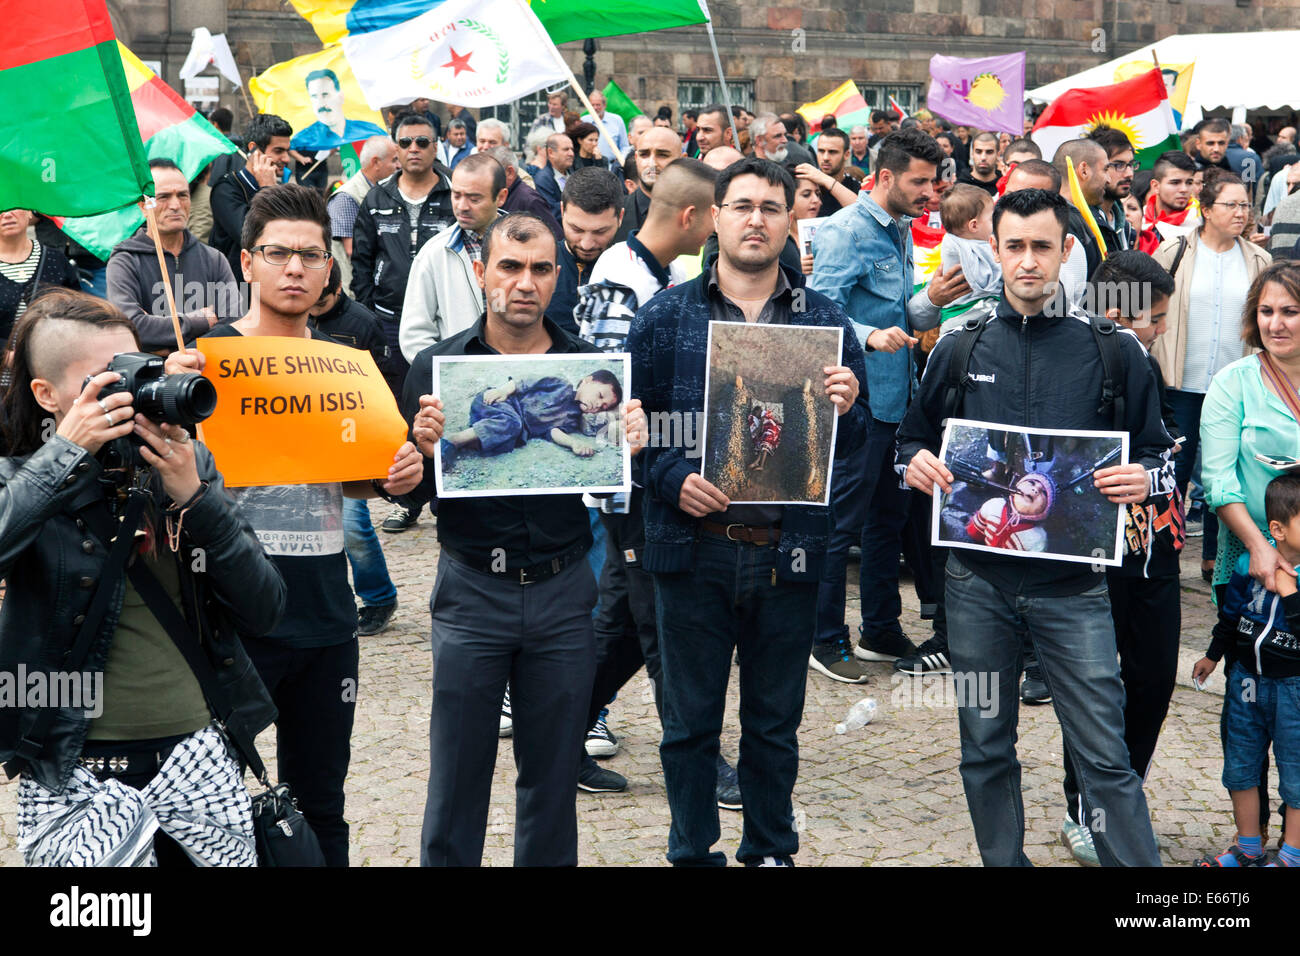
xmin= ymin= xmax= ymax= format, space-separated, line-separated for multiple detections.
xmin=809 ymin=191 xmax=915 ymax=424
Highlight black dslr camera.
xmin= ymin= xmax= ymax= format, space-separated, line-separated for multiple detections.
xmin=86 ymin=352 xmax=218 ymax=467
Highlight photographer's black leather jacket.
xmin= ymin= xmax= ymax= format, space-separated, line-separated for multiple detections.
xmin=0 ymin=436 xmax=285 ymax=792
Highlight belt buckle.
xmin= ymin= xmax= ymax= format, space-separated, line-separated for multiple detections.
xmin=725 ymin=523 xmax=746 ymax=542
xmin=518 ymin=566 xmax=533 ymax=586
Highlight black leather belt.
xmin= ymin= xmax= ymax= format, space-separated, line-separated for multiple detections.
xmin=441 ymin=541 xmax=588 ymax=585
xmin=699 ymin=521 xmax=782 ymax=546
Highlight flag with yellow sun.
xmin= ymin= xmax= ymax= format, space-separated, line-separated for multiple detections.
xmin=1031 ymin=68 xmax=1180 ymax=170
xmin=926 ymin=53 xmax=1026 ymax=136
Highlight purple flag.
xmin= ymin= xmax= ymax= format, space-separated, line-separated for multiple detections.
xmin=927 ymin=52 xmax=1026 ymax=136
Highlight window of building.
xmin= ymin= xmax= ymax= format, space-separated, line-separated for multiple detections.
xmin=858 ymin=84 xmax=921 ymax=117
xmin=676 ymin=79 xmax=755 ymax=116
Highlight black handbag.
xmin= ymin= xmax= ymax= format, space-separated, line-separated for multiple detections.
xmin=128 ymin=559 xmax=326 ymax=867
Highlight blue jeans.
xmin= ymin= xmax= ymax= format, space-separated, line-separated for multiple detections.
xmin=945 ymin=555 xmax=1160 ymax=866
xmin=815 ymin=417 xmax=910 ymax=646
xmin=654 ymin=535 xmax=817 ymax=865
xmin=1222 ymin=662 xmax=1300 ymax=807
xmin=588 ymin=507 xmax=607 ymax=612
xmin=343 ymin=497 xmax=397 ymax=607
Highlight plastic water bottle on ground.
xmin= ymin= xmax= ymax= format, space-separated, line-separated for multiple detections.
xmin=835 ymin=698 xmax=877 ymax=734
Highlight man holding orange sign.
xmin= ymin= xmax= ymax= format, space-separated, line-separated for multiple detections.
xmin=167 ymin=184 xmax=423 ymax=866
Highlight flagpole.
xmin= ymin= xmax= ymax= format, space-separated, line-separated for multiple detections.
xmin=509 ymin=0 xmax=627 ymax=162
xmin=699 ymin=1 xmax=741 ymax=152
xmin=142 ymin=198 xmax=188 ymax=353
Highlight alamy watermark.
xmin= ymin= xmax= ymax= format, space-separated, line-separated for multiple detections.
xmin=0 ymin=665 xmax=103 ymax=718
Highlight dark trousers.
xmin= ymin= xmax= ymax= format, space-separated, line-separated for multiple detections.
xmin=815 ymin=417 xmax=909 ymax=646
xmin=587 ymin=488 xmax=663 ymax=728
xmin=1166 ymin=388 xmax=1217 ymax=561
xmin=421 ymin=551 xmax=597 ymax=866
xmin=945 ymin=556 xmax=1160 ymax=866
xmin=1062 ymin=573 xmax=1181 ymax=822
xmin=654 ymin=535 xmax=817 ymax=865
xmin=242 ymin=636 xmax=360 ymax=867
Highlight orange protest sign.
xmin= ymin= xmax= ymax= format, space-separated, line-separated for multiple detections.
xmin=196 ymin=335 xmax=410 ymax=487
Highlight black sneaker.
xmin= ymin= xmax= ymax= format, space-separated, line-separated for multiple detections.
xmin=357 ymin=602 xmax=396 ymax=636
xmin=893 ymin=634 xmax=952 ymax=674
xmin=1020 ymin=664 xmax=1051 ymax=705
xmin=585 ymin=708 xmax=619 ymax=758
xmin=577 ymin=755 xmax=627 ymax=793
xmin=499 ymin=686 xmax=512 ymax=738
xmin=381 ymin=504 xmax=420 ymax=533
xmin=809 ymin=635 xmax=870 ymax=684
xmin=854 ymin=627 xmax=917 ymax=662
xmin=716 ymin=754 xmax=742 ymax=810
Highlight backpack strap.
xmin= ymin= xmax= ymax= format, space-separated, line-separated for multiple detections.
xmin=1168 ymin=234 xmax=1189 ymax=278
xmin=1089 ymin=314 xmax=1126 ymax=429
xmin=941 ymin=315 xmax=989 ymax=424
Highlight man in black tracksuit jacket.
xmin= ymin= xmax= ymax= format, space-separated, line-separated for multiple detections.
xmin=350 ymin=165 xmax=455 ymax=394
xmin=897 ymin=189 xmax=1172 ymax=867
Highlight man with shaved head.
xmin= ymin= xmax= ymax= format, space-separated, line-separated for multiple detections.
xmin=701 ymin=146 xmax=743 ymax=171
xmin=616 ymin=125 xmax=684 ymax=242
xmin=1051 ymin=138 xmax=1108 ymax=283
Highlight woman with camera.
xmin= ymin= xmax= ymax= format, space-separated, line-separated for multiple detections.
xmin=0 ymin=289 xmax=286 ymax=867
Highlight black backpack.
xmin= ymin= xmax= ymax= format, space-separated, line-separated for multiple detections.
xmin=941 ymin=311 xmax=1127 ymax=429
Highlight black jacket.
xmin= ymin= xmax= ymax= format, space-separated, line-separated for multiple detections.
xmin=207 ymin=152 xmax=260 ymax=275
xmin=311 ymin=293 xmax=387 ymax=369
xmin=0 ymin=437 xmax=285 ymax=792
xmin=1066 ymin=207 xmax=1103 ymax=279
xmin=0 ymin=242 xmax=80 ymax=343
xmin=350 ymin=169 xmax=454 ymax=322
xmin=896 ymin=293 xmax=1174 ymax=596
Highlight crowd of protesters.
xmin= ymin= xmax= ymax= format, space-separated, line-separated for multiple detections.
xmin=1 ymin=86 xmax=1299 ymax=870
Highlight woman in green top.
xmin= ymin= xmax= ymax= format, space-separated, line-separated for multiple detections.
xmin=1202 ymin=262 xmax=1300 ymax=592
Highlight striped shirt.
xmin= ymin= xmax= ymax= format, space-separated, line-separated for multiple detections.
xmin=1181 ymin=242 xmax=1250 ymax=394
xmin=0 ymin=238 xmax=41 ymax=322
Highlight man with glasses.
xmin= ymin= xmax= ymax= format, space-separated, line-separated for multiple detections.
xmin=178 ymin=184 xmax=424 ymax=863
xmin=1087 ymin=126 xmax=1137 ymax=253
xmin=808 ymin=129 xmax=941 ymax=683
xmin=627 ymin=157 xmax=868 ymax=865
xmin=106 ymin=158 xmax=239 ymax=349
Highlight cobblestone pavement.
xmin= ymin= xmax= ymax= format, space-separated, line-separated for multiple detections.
xmin=0 ymin=504 xmax=1263 ymax=866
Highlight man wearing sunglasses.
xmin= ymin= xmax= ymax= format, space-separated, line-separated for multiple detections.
xmin=1087 ymin=126 xmax=1137 ymax=253
xmin=352 ymin=114 xmax=455 ymax=403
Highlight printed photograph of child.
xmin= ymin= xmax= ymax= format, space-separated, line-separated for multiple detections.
xmin=432 ymin=354 xmax=632 ymax=497
xmin=933 ymin=418 xmax=1129 ymax=565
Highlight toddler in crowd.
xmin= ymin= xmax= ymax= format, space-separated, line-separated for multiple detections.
xmin=937 ymin=184 xmax=1002 ymax=324
xmin=1193 ymin=473 xmax=1300 ymax=866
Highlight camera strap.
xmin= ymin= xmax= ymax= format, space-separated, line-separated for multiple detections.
xmin=4 ymin=488 xmax=149 ymax=778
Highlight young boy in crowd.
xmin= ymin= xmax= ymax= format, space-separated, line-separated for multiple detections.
xmin=937 ymin=184 xmax=1001 ymax=323
xmin=1193 ymin=473 xmax=1300 ymax=867
xmin=440 ymin=370 xmax=622 ymax=468
xmin=1059 ymin=250 xmax=1184 ymax=865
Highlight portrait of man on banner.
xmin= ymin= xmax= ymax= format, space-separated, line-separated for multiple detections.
xmin=292 ymin=67 xmax=387 ymax=152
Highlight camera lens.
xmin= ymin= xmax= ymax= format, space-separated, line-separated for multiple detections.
xmin=136 ymin=373 xmax=217 ymax=425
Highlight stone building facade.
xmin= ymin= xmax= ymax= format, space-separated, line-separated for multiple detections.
xmin=111 ymin=0 xmax=1300 ymax=135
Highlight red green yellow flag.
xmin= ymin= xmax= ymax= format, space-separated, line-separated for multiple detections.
xmin=55 ymin=42 xmax=238 ymax=260
xmin=0 ymin=0 xmax=151 ymax=217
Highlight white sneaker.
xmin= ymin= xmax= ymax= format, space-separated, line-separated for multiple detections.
xmin=584 ymin=710 xmax=619 ymax=757
xmin=1060 ymin=817 xmax=1100 ymax=866
xmin=499 ymin=686 xmax=513 ymax=738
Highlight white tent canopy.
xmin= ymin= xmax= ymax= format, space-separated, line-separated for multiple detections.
xmin=1026 ymin=31 xmax=1300 ymax=128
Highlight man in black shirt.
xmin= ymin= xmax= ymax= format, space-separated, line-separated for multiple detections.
xmin=809 ymin=127 xmax=862 ymax=215
xmin=171 ymin=184 xmax=424 ymax=865
xmin=958 ymin=131 xmax=1001 ymax=198
xmin=401 ymin=212 xmax=647 ymax=866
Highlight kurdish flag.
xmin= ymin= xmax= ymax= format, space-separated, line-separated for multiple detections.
xmin=55 ymin=43 xmax=237 ymax=260
xmin=290 ymin=0 xmax=709 ymax=46
xmin=1031 ymin=68 xmax=1179 ymax=171
xmin=912 ymin=220 xmax=945 ymax=295
xmin=798 ymin=80 xmax=871 ymax=139
xmin=0 ymin=0 xmax=150 ymax=217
